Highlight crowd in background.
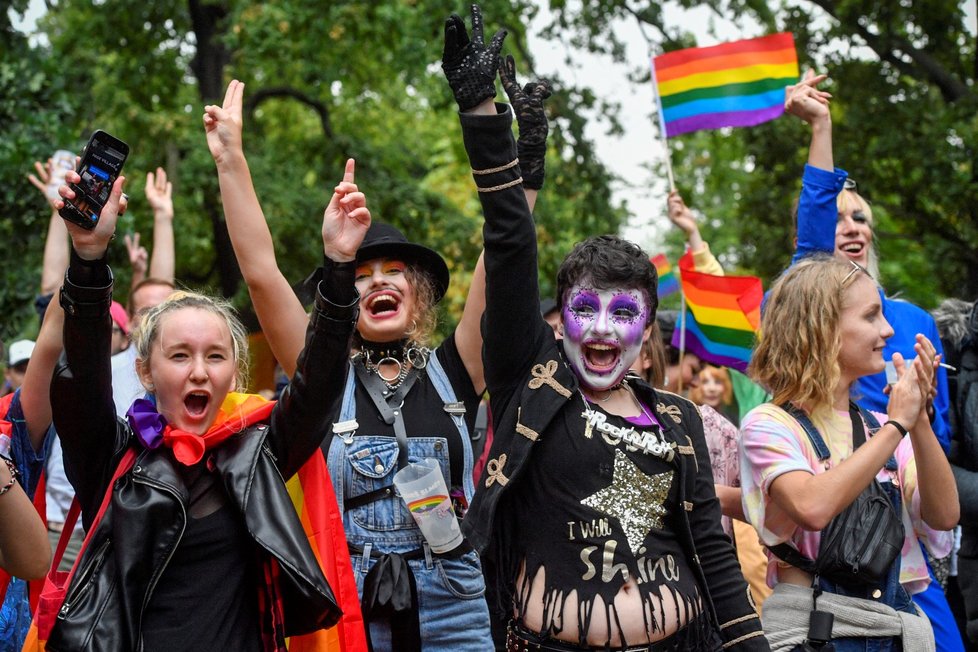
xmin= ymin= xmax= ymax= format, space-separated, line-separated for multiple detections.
xmin=1 ymin=5 xmax=977 ymax=652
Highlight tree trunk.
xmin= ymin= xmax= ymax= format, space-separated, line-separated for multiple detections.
xmin=188 ymin=0 xmax=239 ymax=298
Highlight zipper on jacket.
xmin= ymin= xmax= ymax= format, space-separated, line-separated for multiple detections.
xmin=262 ymin=441 xmax=278 ymax=465
xmin=58 ymin=538 xmax=112 ymax=620
xmin=132 ymin=474 xmax=187 ymax=652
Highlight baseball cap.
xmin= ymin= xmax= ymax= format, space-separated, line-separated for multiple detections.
xmin=110 ymin=301 xmax=129 ymax=335
xmin=8 ymin=339 xmax=35 ymax=367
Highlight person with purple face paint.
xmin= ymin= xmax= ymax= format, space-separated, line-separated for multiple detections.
xmin=443 ymin=7 xmax=767 ymax=650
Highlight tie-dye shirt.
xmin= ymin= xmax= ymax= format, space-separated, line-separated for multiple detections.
xmin=739 ymin=403 xmax=951 ymax=594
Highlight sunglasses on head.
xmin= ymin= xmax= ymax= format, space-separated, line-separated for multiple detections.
xmin=843 ymin=259 xmax=869 ymax=283
xmin=843 ymin=178 xmax=857 ymax=191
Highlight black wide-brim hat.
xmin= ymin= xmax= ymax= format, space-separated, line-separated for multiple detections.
xmin=293 ymin=222 xmax=450 ymax=306
xmin=355 ymin=222 xmax=450 ymax=303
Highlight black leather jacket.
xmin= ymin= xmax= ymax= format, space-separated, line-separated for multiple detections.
xmin=49 ymin=256 xmax=358 ymax=651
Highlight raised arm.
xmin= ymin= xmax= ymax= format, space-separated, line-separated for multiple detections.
xmin=144 ymin=167 xmax=176 ymax=283
xmin=785 ymin=71 xmax=843 ymax=264
xmin=268 ymin=159 xmax=368 ymax=478
xmin=667 ymin=190 xmax=724 ymax=275
xmin=124 ymin=231 xmax=148 ymax=290
xmin=443 ymin=7 xmax=544 ymax=389
xmin=28 ymin=159 xmax=70 ymax=298
xmin=204 ymin=80 xmax=310 ymax=377
xmin=52 ymin=169 xmax=128 ymax=525
xmin=18 ymin=287 xmax=64 ymax=452
xmin=454 ymin=54 xmax=552 ymax=396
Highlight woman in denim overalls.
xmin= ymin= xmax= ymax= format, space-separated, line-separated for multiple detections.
xmin=205 ymin=69 xmax=556 ymax=647
xmin=740 ymin=256 xmax=959 ymax=651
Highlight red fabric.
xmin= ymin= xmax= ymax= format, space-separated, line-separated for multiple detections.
xmin=28 ymin=449 xmax=137 ymax=647
xmin=0 ymin=393 xmax=32 ymax=604
xmin=163 ymin=400 xmax=276 ymax=465
xmin=0 ymin=393 xmax=15 ymax=601
xmin=27 ymin=472 xmax=47 ymax=615
xmin=285 ymin=452 xmax=368 ymax=651
xmin=0 ymin=392 xmax=15 ymax=438
xmin=163 ymin=401 xmax=275 ymax=466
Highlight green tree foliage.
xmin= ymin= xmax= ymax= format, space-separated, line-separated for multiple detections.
xmin=548 ymin=0 xmax=977 ymax=306
xmin=2 ymin=0 xmax=626 ymax=344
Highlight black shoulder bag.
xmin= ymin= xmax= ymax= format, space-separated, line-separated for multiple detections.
xmin=769 ymin=402 xmax=905 ymax=588
xmin=769 ymin=403 xmax=905 ymax=649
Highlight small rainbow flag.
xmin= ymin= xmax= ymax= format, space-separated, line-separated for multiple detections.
xmin=653 ymin=33 xmax=798 ymax=137
xmin=652 ymin=253 xmax=679 ymax=298
xmin=671 ymin=250 xmax=762 ymax=372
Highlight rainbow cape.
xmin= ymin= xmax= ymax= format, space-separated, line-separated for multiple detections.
xmin=653 ymin=33 xmax=798 ymax=137
xmin=651 ymin=253 xmax=679 ymax=298
xmin=671 ymin=250 xmax=762 ymax=372
xmin=208 ymin=394 xmax=368 ymax=651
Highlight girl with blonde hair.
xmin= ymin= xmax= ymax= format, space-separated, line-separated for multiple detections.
xmin=47 ymin=158 xmax=364 ymax=650
xmin=740 ymin=255 xmax=958 ymax=651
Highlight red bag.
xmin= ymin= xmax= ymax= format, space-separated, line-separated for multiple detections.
xmin=22 ymin=448 xmax=137 ymax=651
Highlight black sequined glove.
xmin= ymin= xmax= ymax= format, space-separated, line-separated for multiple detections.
xmin=441 ymin=4 xmax=507 ymax=112
xmin=498 ymin=54 xmax=552 ymax=190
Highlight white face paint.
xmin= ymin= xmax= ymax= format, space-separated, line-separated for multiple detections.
xmin=560 ymin=283 xmax=651 ymax=391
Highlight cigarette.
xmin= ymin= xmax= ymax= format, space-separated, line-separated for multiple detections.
xmin=939 ymin=362 xmax=956 ymax=372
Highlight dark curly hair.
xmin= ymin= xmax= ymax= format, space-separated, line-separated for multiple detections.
xmin=555 ymin=235 xmax=658 ymax=324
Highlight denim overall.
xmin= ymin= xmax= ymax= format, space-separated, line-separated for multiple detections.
xmin=788 ymin=406 xmax=917 ymax=652
xmin=326 ymin=354 xmax=492 ymax=650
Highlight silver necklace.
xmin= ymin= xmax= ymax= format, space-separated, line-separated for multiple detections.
xmin=358 ymin=343 xmax=431 ymax=391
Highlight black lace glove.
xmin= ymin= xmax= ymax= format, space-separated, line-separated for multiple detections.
xmin=441 ymin=4 xmax=507 ymax=112
xmin=498 ymin=54 xmax=552 ymax=190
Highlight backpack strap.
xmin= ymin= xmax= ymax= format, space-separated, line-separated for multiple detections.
xmin=779 ymin=403 xmax=831 ymax=462
xmin=768 ymin=402 xmax=871 ymax=573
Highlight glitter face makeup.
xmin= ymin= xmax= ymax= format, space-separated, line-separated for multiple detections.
xmin=561 ymin=283 xmax=651 ymax=391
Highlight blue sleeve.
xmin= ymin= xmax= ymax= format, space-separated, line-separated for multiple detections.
xmin=6 ymin=390 xmax=54 ymax=497
xmin=926 ymin=318 xmax=952 ymax=452
xmin=792 ymin=164 xmax=848 ymax=265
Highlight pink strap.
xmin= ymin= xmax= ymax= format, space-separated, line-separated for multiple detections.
xmin=49 ymin=502 xmax=81 ymax=570
xmin=52 ymin=448 xmax=138 ymax=581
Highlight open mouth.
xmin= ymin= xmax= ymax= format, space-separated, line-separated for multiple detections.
xmin=184 ymin=391 xmax=210 ymax=417
xmin=365 ymin=291 xmax=401 ymax=318
xmin=839 ymin=242 xmax=864 ymax=257
xmin=583 ymin=342 xmax=621 ymax=374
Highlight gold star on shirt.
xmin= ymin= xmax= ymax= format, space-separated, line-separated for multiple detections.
xmin=581 ymin=449 xmax=674 ymax=556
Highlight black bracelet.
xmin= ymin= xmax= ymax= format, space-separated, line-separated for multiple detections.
xmin=0 ymin=456 xmax=19 ymax=496
xmin=885 ymin=420 xmax=909 ymax=437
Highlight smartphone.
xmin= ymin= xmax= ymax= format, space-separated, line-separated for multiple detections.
xmin=59 ymin=130 xmax=129 ymax=230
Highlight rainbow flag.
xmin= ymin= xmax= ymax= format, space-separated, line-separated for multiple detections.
xmin=671 ymin=250 xmax=762 ymax=372
xmin=286 ymin=452 xmax=368 ymax=651
xmin=652 ymin=253 xmax=679 ymax=298
xmin=653 ymin=33 xmax=798 ymax=137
